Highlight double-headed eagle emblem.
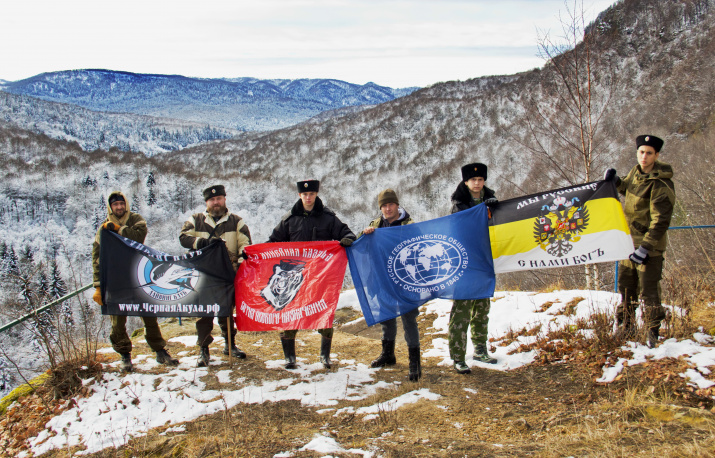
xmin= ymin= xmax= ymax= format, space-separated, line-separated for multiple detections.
xmin=533 ymin=196 xmax=589 ymax=257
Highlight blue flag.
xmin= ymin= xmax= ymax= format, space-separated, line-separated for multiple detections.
xmin=347 ymin=204 xmax=496 ymax=326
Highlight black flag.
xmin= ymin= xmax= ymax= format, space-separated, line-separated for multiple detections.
xmin=99 ymin=230 xmax=234 ymax=317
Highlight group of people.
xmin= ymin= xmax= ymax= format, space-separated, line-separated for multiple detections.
xmin=91 ymin=133 xmax=675 ymax=376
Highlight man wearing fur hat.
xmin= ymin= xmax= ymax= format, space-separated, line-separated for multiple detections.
xmin=92 ymin=191 xmax=178 ymax=372
xmin=180 ymin=185 xmax=252 ymax=367
xmin=268 ymin=179 xmax=355 ymax=369
xmin=360 ymin=188 xmax=422 ymax=381
xmin=605 ymin=134 xmax=675 ymax=348
xmin=449 ymin=163 xmax=499 ymax=374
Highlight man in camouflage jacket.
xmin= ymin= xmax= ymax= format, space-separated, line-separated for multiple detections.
xmin=608 ymin=134 xmax=675 ymax=348
xmin=180 ymin=184 xmax=252 ymax=366
xmin=92 ymin=191 xmax=178 ymax=371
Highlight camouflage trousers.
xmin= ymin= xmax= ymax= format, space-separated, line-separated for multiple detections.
xmin=280 ymin=328 xmax=334 ymax=340
xmin=110 ymin=315 xmax=166 ymax=355
xmin=617 ymin=255 xmax=666 ymax=329
xmin=448 ymin=298 xmax=491 ymax=362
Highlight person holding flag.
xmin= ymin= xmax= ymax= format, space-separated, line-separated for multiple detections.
xmin=180 ymin=184 xmax=252 ymax=367
xmin=606 ymin=134 xmax=675 ymax=348
xmin=448 ymin=162 xmax=498 ymax=374
xmin=359 ymin=189 xmax=422 ymax=381
xmin=92 ymin=191 xmax=178 ymax=372
xmin=268 ymin=179 xmax=355 ymax=369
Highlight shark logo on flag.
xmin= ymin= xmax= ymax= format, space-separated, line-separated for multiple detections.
xmin=533 ymin=196 xmax=590 ymax=257
xmin=261 ymin=259 xmax=307 ymax=311
xmin=137 ymin=259 xmax=200 ymax=301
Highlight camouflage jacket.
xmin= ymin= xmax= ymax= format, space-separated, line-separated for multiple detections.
xmin=617 ymin=161 xmax=675 ymax=254
xmin=92 ymin=191 xmax=148 ymax=287
xmin=180 ymin=210 xmax=252 ymax=272
xmin=450 ymin=182 xmax=496 ymax=214
xmin=358 ymin=208 xmax=415 ymax=238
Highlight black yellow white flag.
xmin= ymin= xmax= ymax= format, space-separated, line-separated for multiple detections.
xmin=489 ymin=180 xmax=632 ymax=273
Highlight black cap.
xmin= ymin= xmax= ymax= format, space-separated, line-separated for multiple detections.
xmin=636 ymin=135 xmax=664 ymax=153
xmin=108 ymin=192 xmax=125 ymax=206
xmin=203 ymin=185 xmax=226 ymax=201
xmin=461 ymin=163 xmax=488 ymax=181
xmin=297 ymin=180 xmax=320 ymax=193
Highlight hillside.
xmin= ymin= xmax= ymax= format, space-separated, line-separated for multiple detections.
xmin=1 ymin=70 xmax=417 ymax=132
xmin=1 ymin=0 xmax=714 ymax=417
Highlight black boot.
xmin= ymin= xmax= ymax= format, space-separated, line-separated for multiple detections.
xmin=320 ymin=336 xmax=332 ymax=369
xmin=223 ymin=338 xmax=246 ymax=358
xmin=647 ymin=325 xmax=660 ymax=349
xmin=408 ymin=346 xmax=421 ymax=381
xmin=281 ymin=338 xmax=297 ymax=369
xmin=156 ymin=349 xmax=179 ymax=366
xmin=197 ymin=346 xmax=210 ymax=367
xmin=371 ymin=340 xmax=396 ymax=368
xmin=120 ymin=353 xmax=133 ymax=372
xmin=473 ymin=344 xmax=497 ymax=364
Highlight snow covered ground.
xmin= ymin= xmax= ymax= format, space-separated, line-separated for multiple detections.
xmin=19 ymin=289 xmax=715 ymax=456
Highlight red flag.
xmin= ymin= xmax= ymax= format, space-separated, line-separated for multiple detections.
xmin=235 ymin=241 xmax=348 ymax=331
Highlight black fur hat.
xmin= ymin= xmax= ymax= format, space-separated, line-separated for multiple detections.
xmin=461 ymin=163 xmax=488 ymax=181
xmin=297 ymin=180 xmax=320 ymax=193
xmin=636 ymin=135 xmax=664 ymax=153
xmin=203 ymin=185 xmax=226 ymax=201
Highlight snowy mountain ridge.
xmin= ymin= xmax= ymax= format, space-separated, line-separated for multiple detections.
xmin=2 ymin=69 xmax=418 ymax=132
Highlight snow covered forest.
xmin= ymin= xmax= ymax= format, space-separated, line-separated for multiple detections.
xmin=0 ymin=0 xmax=714 ymax=418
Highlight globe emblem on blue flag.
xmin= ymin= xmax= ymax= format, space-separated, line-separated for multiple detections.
xmin=393 ymin=240 xmax=463 ymax=286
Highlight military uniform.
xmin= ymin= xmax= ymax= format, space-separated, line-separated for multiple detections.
xmin=449 ymin=181 xmax=495 ymax=363
xmin=616 ymin=160 xmax=675 ymax=336
xmin=92 ymin=191 xmax=167 ymax=356
xmin=180 ymin=203 xmax=252 ymax=347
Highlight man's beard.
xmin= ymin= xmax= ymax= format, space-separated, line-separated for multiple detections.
xmin=207 ymin=204 xmax=228 ymax=218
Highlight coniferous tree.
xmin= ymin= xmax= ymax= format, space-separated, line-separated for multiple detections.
xmin=146 ymin=171 xmax=156 ymax=207
xmin=131 ymin=193 xmax=140 ymax=213
xmin=7 ymin=247 xmax=19 ymax=278
xmin=49 ymin=259 xmax=68 ymax=299
xmin=94 ymin=195 xmax=105 ymax=230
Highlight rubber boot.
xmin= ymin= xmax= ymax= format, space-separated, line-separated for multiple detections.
xmin=156 ymin=349 xmax=179 ymax=366
xmin=473 ymin=343 xmax=497 ymax=364
xmin=370 ymin=340 xmax=396 ymax=368
xmin=320 ymin=336 xmax=332 ymax=369
xmin=197 ymin=346 xmax=210 ymax=367
xmin=120 ymin=353 xmax=133 ymax=372
xmin=408 ymin=346 xmax=421 ymax=381
xmin=281 ymin=338 xmax=297 ymax=369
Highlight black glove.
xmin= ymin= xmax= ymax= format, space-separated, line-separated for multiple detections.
xmin=628 ymin=246 xmax=649 ymax=265
xmin=484 ymin=198 xmax=498 ymax=208
xmin=339 ymin=238 xmax=354 ymax=247
xmin=239 ymin=251 xmax=249 ymax=260
xmin=196 ymin=238 xmax=211 ymax=249
xmin=604 ymin=168 xmax=617 ymax=182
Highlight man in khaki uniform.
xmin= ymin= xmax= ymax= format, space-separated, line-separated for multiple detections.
xmin=92 ymin=191 xmax=178 ymax=372
xmin=606 ymin=134 xmax=675 ymax=348
xmin=180 ymin=185 xmax=252 ymax=366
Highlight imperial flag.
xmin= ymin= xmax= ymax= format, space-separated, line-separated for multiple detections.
xmin=234 ymin=241 xmax=348 ymax=331
xmin=347 ymin=204 xmax=495 ymax=326
xmin=99 ymin=230 xmax=235 ymax=317
xmin=489 ymin=180 xmax=632 ymax=273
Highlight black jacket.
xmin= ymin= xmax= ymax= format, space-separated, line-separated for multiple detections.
xmin=450 ymin=182 xmax=496 ymax=214
xmin=268 ymin=197 xmax=356 ymax=242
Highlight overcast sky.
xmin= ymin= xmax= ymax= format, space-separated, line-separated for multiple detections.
xmin=1 ymin=0 xmax=617 ymax=88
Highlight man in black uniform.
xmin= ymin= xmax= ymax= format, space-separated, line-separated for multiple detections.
xmin=268 ymin=180 xmax=355 ymax=369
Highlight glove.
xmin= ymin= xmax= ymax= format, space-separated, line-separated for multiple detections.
xmin=604 ymin=168 xmax=617 ymax=182
xmin=92 ymin=287 xmax=103 ymax=306
xmin=196 ymin=238 xmax=211 ymax=249
xmin=239 ymin=251 xmax=249 ymax=260
xmin=339 ymin=238 xmax=354 ymax=247
xmin=102 ymin=222 xmax=119 ymax=232
xmin=629 ymin=246 xmax=649 ymax=265
xmin=484 ymin=198 xmax=498 ymax=208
